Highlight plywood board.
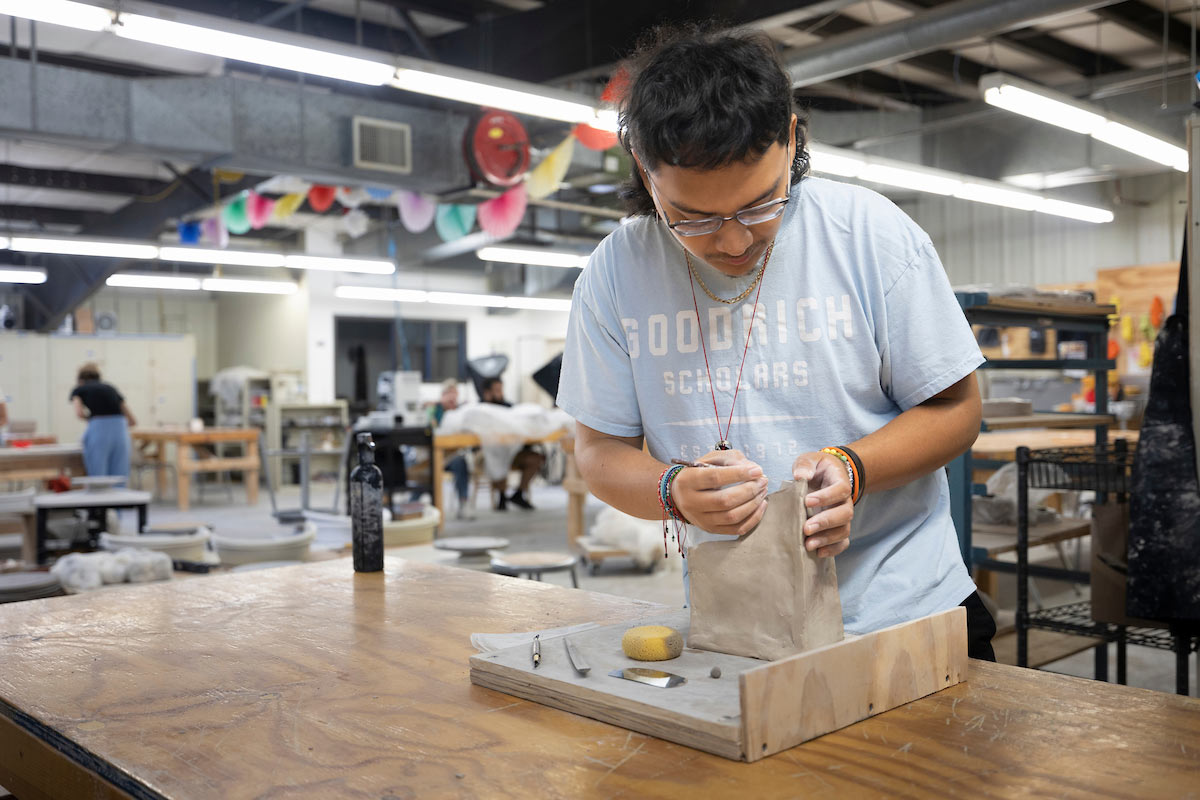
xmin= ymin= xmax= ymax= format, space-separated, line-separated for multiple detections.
xmin=470 ymin=608 xmax=968 ymax=762
xmin=739 ymin=607 xmax=967 ymax=761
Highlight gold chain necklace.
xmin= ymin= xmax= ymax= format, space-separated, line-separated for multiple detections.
xmin=684 ymin=241 xmax=774 ymax=305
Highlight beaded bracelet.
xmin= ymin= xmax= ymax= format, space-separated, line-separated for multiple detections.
xmin=656 ymin=464 xmax=689 ymax=558
xmin=820 ymin=446 xmax=862 ymax=504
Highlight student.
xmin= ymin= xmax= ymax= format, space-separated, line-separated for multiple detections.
xmin=557 ymin=25 xmax=995 ymax=660
xmin=480 ymin=377 xmax=545 ymax=511
xmin=427 ymin=379 xmax=474 ymax=520
xmin=70 ymin=363 xmax=137 ymax=484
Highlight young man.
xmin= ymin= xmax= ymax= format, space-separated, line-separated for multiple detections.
xmin=557 ymin=25 xmax=995 ymax=659
xmin=480 ymin=377 xmax=546 ymax=511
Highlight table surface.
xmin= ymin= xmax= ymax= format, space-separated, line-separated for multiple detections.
xmin=131 ymin=427 xmax=260 ymax=443
xmin=33 ymin=488 xmax=152 ymax=508
xmin=433 ymin=428 xmax=567 ymax=449
xmin=972 ymin=428 xmax=1140 ymax=460
xmin=0 ymin=443 xmax=82 ymax=461
xmin=1 ymin=559 xmax=1197 ymax=799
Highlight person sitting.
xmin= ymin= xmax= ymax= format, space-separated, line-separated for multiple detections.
xmin=480 ymin=377 xmax=545 ymax=511
xmin=427 ymin=379 xmax=474 ymax=520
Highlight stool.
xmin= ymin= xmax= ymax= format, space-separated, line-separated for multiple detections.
xmin=434 ymin=536 xmax=510 ymax=558
xmin=490 ymin=551 xmax=579 ymax=588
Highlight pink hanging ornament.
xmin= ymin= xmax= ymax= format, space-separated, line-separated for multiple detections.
xmin=247 ymin=191 xmax=276 ymax=229
xmin=396 ymin=190 xmax=437 ymax=233
xmin=477 ymin=183 xmax=527 ymax=238
xmin=200 ymin=216 xmax=228 ymax=248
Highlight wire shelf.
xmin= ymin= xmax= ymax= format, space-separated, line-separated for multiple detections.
xmin=1026 ymin=601 xmax=1199 ymax=652
xmin=1023 ymin=444 xmax=1137 ymax=493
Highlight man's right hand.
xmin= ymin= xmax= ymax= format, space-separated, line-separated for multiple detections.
xmin=670 ymin=450 xmax=769 ymax=536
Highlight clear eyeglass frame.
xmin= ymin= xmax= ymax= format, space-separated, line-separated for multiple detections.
xmin=666 ymin=195 xmax=790 ymax=237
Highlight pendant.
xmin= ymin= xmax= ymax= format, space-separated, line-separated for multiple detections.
xmin=716 ymin=440 xmax=730 ymax=451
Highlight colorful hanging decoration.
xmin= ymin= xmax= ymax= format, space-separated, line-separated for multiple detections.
xmin=573 ymin=121 xmax=618 ymax=151
xmin=177 ymin=220 xmax=202 ymax=245
xmin=526 ymin=135 xmax=575 ymax=200
xmin=434 ymin=203 xmax=477 ymax=242
xmin=396 ymin=190 xmax=437 ymax=233
xmin=365 ymin=186 xmax=394 ymax=201
xmin=246 ymin=191 xmax=276 ymax=230
xmin=307 ymin=184 xmax=337 ymax=213
xmin=336 ymin=186 xmax=372 ymax=208
xmin=478 ymin=183 xmax=527 ymax=238
xmin=1149 ymin=295 xmax=1165 ymax=328
xmin=341 ymin=208 xmax=371 ymax=239
xmin=272 ymin=192 xmax=306 ymax=222
xmin=222 ymin=194 xmax=252 ymax=235
xmin=200 ymin=216 xmax=228 ymax=249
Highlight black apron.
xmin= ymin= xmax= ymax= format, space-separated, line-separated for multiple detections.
xmin=1127 ymin=241 xmax=1200 ymax=621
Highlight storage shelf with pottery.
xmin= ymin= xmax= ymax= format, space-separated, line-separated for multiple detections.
xmin=470 ymin=607 xmax=966 ymax=762
xmin=264 ymin=401 xmax=349 ymax=485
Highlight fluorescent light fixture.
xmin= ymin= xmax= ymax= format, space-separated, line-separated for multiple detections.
xmin=476 ymin=245 xmax=590 ymax=269
xmin=859 ymin=164 xmax=961 ymax=196
xmin=391 ymin=68 xmax=599 ymax=126
xmin=0 ymin=236 xmax=8 ymax=249
xmin=0 ymin=268 xmax=47 ymax=284
xmin=953 ymin=183 xmax=1042 ymax=211
xmin=10 ymin=236 xmax=158 ymax=260
xmin=201 ymin=277 xmax=298 ymax=294
xmin=504 ymin=296 xmax=572 ymax=311
xmin=809 ymin=141 xmax=1114 ymax=223
xmin=427 ymin=291 xmax=507 ymax=308
xmin=0 ymin=0 xmax=111 ymax=31
xmin=335 ymin=286 xmax=428 ymax=303
xmin=114 ymin=14 xmax=396 ymax=85
xmin=807 ymin=144 xmax=865 ymax=178
xmin=107 ymin=272 xmax=203 ymax=291
xmin=980 ymin=73 xmax=1188 ymax=173
xmin=285 ymin=255 xmax=395 ymax=274
xmin=159 ymin=246 xmax=285 ymax=268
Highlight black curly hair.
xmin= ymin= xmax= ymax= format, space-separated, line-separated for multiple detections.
xmin=617 ymin=23 xmax=811 ymax=217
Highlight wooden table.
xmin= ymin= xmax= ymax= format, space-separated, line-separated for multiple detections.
xmin=32 ymin=489 xmax=151 ymax=565
xmin=973 ymin=428 xmax=1140 ymax=461
xmin=131 ymin=428 xmax=260 ymax=512
xmin=1 ymin=559 xmax=1197 ymax=799
xmin=431 ymin=429 xmax=565 ymax=523
xmin=0 ymin=444 xmax=84 ymax=485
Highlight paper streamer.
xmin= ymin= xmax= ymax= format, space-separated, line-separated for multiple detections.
xmin=366 ymin=186 xmax=394 ymax=201
xmin=247 ymin=192 xmax=276 ymax=230
xmin=477 ymin=183 xmax=527 ymax=238
xmin=222 ymin=194 xmax=252 ymax=235
xmin=336 ymin=186 xmax=371 ymax=208
xmin=273 ymin=192 xmax=306 ymax=221
xmin=526 ymin=135 xmax=575 ymax=200
xmin=200 ymin=216 xmax=228 ymax=249
xmin=178 ymin=220 xmax=202 ymax=245
xmin=396 ymin=190 xmax=437 ymax=233
xmin=574 ymin=122 xmax=618 ymax=151
xmin=307 ymin=184 xmax=337 ymax=213
xmin=342 ymin=208 xmax=370 ymax=238
xmin=434 ymin=203 xmax=477 ymax=242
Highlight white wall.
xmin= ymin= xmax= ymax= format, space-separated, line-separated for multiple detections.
xmin=81 ymin=287 xmax=219 ymax=378
xmin=215 ymin=281 xmax=310 ymax=379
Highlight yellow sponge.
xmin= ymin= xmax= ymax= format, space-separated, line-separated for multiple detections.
xmin=621 ymin=625 xmax=684 ymax=661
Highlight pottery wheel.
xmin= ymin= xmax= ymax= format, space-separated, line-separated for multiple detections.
xmin=434 ymin=537 xmax=511 ymax=557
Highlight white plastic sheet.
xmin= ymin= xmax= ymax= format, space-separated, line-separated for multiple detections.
xmin=438 ymin=403 xmax=572 ymax=481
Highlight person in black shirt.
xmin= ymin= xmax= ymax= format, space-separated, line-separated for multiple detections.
xmin=480 ymin=377 xmax=545 ymax=511
xmin=70 ymin=363 xmax=137 ymax=484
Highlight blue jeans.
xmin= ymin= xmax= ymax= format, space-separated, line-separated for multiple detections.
xmin=82 ymin=415 xmax=130 ymax=487
xmin=446 ymin=454 xmax=470 ymax=502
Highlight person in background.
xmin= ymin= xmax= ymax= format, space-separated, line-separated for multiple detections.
xmin=427 ymin=379 xmax=473 ymax=520
xmin=70 ymin=363 xmax=137 ymax=484
xmin=0 ymin=383 xmax=9 ymax=440
xmin=480 ymin=377 xmax=545 ymax=511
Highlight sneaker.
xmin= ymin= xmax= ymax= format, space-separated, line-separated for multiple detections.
xmin=456 ymin=504 xmax=475 ymax=521
xmin=496 ymin=493 xmax=508 ymax=511
xmin=508 ymin=490 xmax=534 ymax=511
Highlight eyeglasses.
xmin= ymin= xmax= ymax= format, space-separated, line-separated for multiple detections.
xmin=643 ymin=149 xmax=792 ymax=237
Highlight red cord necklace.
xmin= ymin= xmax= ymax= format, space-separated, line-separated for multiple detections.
xmin=685 ymin=241 xmax=774 ymax=451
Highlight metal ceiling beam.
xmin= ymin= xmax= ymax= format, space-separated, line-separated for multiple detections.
xmin=1091 ymin=1 xmax=1195 ymax=57
xmin=427 ymin=0 xmax=849 ymax=83
xmin=785 ymin=0 xmax=1123 ymax=88
xmin=0 ymin=164 xmax=171 ymax=197
xmin=0 ymin=204 xmax=89 ymax=227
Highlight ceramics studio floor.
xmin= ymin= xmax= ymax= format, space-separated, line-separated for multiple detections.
xmin=113 ymin=476 xmax=1196 ymax=697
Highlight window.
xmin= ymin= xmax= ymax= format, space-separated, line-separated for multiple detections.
xmin=399 ymin=319 xmax=467 ymax=382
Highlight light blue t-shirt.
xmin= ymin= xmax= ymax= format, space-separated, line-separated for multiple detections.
xmin=557 ymin=176 xmax=983 ymax=634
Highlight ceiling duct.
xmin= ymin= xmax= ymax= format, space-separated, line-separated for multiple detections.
xmin=784 ymin=0 xmax=1121 ymax=88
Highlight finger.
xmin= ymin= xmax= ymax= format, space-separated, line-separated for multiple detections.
xmin=689 ymin=476 xmax=768 ymax=514
xmin=791 ymin=454 xmax=819 ymax=481
xmin=701 ymin=449 xmax=749 ymax=467
xmin=805 ymin=524 xmax=851 ymax=553
xmin=688 ymin=462 xmax=763 ymax=490
xmin=805 ymin=482 xmax=852 ymax=508
xmin=711 ymin=493 xmax=769 ymax=536
xmin=815 ymin=538 xmax=850 ymax=558
xmin=804 ymin=503 xmax=854 ymax=535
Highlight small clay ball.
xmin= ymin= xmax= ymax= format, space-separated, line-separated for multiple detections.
xmin=710 ymin=666 xmax=722 ymax=679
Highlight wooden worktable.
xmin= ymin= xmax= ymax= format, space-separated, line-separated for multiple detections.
xmin=1 ymin=559 xmax=1197 ymax=798
xmin=131 ymin=428 xmax=260 ymax=511
xmin=973 ymin=428 xmax=1140 ymax=461
xmin=0 ymin=443 xmax=84 ymax=484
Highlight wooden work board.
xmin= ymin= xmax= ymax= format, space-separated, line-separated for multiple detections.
xmin=471 ymin=606 xmax=967 ymax=762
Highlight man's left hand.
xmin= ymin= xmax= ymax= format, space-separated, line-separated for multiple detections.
xmin=791 ymin=451 xmax=853 ymax=557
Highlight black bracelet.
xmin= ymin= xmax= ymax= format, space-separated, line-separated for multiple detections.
xmin=839 ymin=445 xmax=866 ymax=502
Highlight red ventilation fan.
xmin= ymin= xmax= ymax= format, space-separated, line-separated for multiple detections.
xmin=465 ymin=109 xmax=530 ymax=187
